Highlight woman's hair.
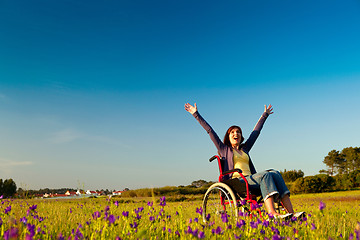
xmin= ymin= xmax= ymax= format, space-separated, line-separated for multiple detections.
xmin=223 ymin=125 xmax=244 ymax=149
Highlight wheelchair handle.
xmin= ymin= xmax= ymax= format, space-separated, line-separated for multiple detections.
xmin=209 ymin=155 xmax=218 ymax=162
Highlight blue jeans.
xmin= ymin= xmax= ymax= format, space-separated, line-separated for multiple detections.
xmin=239 ymin=170 xmax=290 ymax=201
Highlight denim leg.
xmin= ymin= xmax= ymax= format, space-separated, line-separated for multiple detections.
xmin=266 ymin=170 xmax=290 ymax=199
xmin=239 ymin=170 xmax=290 ymax=201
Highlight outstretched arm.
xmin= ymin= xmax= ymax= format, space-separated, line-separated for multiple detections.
xmin=184 ymin=102 xmax=226 ymax=153
xmin=244 ymin=104 xmax=273 ymax=152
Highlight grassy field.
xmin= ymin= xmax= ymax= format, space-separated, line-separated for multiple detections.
xmin=1 ymin=190 xmax=360 ymax=239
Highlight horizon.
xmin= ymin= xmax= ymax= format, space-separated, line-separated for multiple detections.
xmin=1 ymin=0 xmax=360 ymax=190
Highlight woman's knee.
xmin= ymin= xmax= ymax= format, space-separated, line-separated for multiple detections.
xmin=268 ymin=169 xmax=281 ymax=175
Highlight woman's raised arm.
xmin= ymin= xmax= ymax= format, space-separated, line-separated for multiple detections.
xmin=184 ymin=102 xmax=226 ymax=154
xmin=243 ymin=104 xmax=273 ymax=152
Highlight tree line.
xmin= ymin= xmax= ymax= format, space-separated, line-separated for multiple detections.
xmin=283 ymin=147 xmax=360 ymax=194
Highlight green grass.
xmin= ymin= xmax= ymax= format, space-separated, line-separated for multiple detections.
xmin=1 ymin=190 xmax=360 ymax=239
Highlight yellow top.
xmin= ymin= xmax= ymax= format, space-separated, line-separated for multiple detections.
xmin=232 ymin=149 xmax=251 ymax=178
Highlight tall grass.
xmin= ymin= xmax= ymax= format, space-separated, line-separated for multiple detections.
xmin=0 ymin=190 xmax=359 ymax=239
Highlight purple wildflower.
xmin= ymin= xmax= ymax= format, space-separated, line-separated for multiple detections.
xmin=191 ymin=229 xmax=199 ymax=237
xmin=149 ymin=216 xmax=155 ymax=222
xmin=221 ymin=213 xmax=228 ymax=223
xmin=147 ymin=201 xmax=153 ymax=207
xmin=252 ymin=202 xmax=260 ymax=209
xmin=21 ymin=217 xmax=28 ymax=224
xmin=311 ymin=223 xmax=317 ymax=230
xmin=75 ymin=228 xmax=83 ymax=239
xmin=236 ymin=219 xmax=246 ymax=228
xmin=198 ymin=231 xmax=205 ymax=239
xmin=27 ymin=224 xmax=36 ymax=237
xmin=159 ymin=196 xmax=166 ymax=207
xmin=114 ymin=201 xmax=119 ymax=207
xmin=104 ymin=206 xmax=110 ymax=212
xmin=250 ymin=221 xmax=258 ymax=229
xmin=159 ymin=208 xmax=164 ymax=216
xmin=234 ymin=234 xmax=242 ymax=239
xmin=271 ymin=227 xmax=280 ymax=235
xmin=194 ymin=217 xmax=198 ymax=223
xmin=263 ymin=220 xmax=270 ymax=228
xmin=122 ymin=211 xmax=129 ymax=217
xmin=29 ymin=205 xmax=37 ymax=211
xmin=205 ymin=214 xmax=211 ymax=221
xmin=58 ymin=233 xmax=65 ymax=240
xmin=4 ymin=227 xmax=19 ymax=240
xmin=272 ymin=234 xmax=282 ymax=240
xmin=212 ymin=226 xmax=223 ymax=235
xmin=260 ymin=229 xmax=265 ymax=234
xmin=130 ymin=221 xmax=138 ymax=228
xmin=135 ymin=207 xmax=144 ymax=214
xmin=108 ymin=215 xmax=116 ymax=225
xmin=4 ymin=205 xmax=11 ymax=214
xmin=168 ymin=228 xmax=172 ymax=234
xmin=185 ymin=226 xmax=193 ymax=234
xmin=92 ymin=211 xmax=101 ymax=219
xmin=196 ymin=207 xmax=203 ymax=215
xmin=319 ymin=201 xmax=326 ymax=211
xmin=175 ymin=230 xmax=180 ymax=236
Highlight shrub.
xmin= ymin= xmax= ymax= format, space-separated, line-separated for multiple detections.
xmin=291 ymin=174 xmax=335 ymax=194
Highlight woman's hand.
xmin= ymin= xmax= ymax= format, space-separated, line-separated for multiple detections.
xmin=264 ymin=104 xmax=274 ymax=115
xmin=184 ymin=103 xmax=197 ymax=115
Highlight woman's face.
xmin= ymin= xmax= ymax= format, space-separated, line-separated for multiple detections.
xmin=229 ymin=128 xmax=242 ymax=147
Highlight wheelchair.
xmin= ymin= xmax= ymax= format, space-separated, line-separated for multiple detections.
xmin=202 ymin=155 xmax=282 ymax=222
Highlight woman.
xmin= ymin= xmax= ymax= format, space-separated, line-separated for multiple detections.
xmin=185 ymin=103 xmax=304 ymax=219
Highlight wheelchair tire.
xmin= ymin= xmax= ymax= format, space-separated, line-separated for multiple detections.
xmin=202 ymin=182 xmax=238 ymax=223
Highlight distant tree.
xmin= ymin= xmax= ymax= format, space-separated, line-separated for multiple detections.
xmin=2 ymin=179 xmax=17 ymax=197
xmin=342 ymin=147 xmax=360 ymax=173
xmin=280 ymin=169 xmax=304 ymax=182
xmin=323 ymin=147 xmax=360 ymax=175
xmin=190 ymin=180 xmax=209 ymax=188
xmin=323 ymin=150 xmax=345 ymax=175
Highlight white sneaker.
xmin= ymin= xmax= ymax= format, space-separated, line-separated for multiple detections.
xmin=293 ymin=211 xmax=306 ymax=219
xmin=274 ymin=213 xmax=293 ymax=220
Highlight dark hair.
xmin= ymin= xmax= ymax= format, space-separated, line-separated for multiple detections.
xmin=223 ymin=125 xmax=244 ymax=149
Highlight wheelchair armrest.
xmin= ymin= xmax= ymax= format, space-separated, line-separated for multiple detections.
xmin=222 ymin=168 xmax=242 ymax=175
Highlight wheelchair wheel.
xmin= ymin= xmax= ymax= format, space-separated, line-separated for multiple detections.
xmin=202 ymin=182 xmax=238 ymax=222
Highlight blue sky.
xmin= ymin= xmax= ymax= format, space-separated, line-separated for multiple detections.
xmin=1 ymin=0 xmax=360 ymax=191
